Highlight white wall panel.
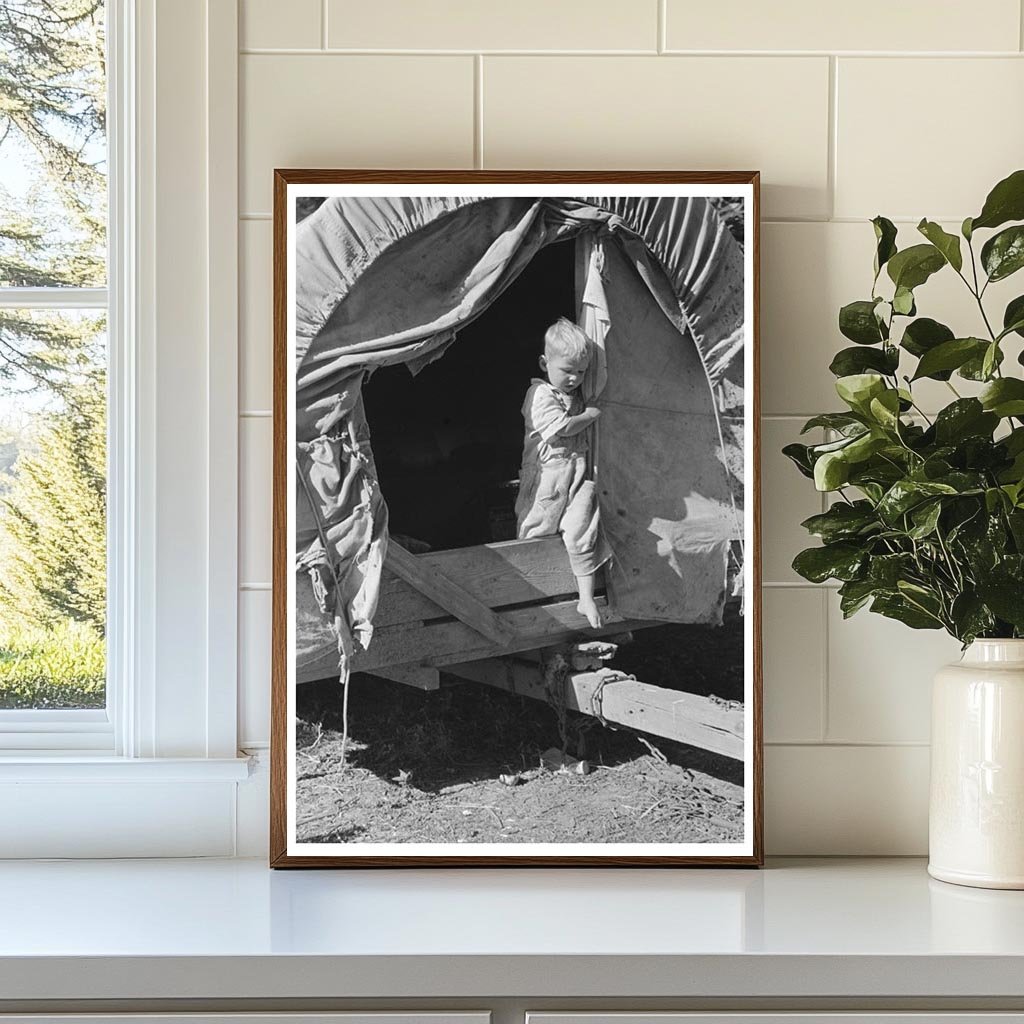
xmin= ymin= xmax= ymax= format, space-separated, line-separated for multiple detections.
xmin=836 ymin=58 xmax=1024 ymax=220
xmin=240 ymin=416 xmax=272 ymax=587
xmin=766 ymin=745 xmax=930 ymax=854
xmin=240 ymin=219 xmax=273 ymax=412
xmin=483 ymin=56 xmax=831 ymax=219
xmin=242 ymin=0 xmax=322 ymax=49
xmin=240 ymin=54 xmax=474 ymax=213
xmin=763 ymin=588 xmax=825 ymax=743
xmin=328 ymin=0 xmax=656 ymax=51
xmin=666 ymin=0 xmax=1021 ymax=52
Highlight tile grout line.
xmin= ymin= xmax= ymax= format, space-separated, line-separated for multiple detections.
xmin=766 ymin=740 xmax=931 ymax=748
xmin=820 ymin=587 xmax=830 ymax=743
xmin=237 ymin=47 xmax=1024 ymax=57
xmin=474 ymin=55 xmax=484 ymax=169
xmin=819 ymin=429 xmax=832 ymax=742
xmin=827 ymin=55 xmax=838 ymax=220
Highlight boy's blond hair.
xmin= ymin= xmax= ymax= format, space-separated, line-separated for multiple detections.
xmin=544 ymin=317 xmax=590 ymax=363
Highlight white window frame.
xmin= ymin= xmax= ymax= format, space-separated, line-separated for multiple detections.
xmin=0 ymin=0 xmax=249 ymax=857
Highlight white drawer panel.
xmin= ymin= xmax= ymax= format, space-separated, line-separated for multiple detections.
xmin=528 ymin=1016 xmax=1024 ymax=1024
xmin=0 ymin=1015 xmax=490 ymax=1024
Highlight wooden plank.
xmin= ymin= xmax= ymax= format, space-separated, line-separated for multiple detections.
xmin=374 ymin=535 xmax=579 ymax=628
xmin=351 ymin=598 xmax=643 ymax=672
xmin=372 ymin=664 xmax=441 ymax=691
xmin=385 ymin=540 xmax=515 ymax=646
xmin=445 ymin=659 xmax=744 ymax=761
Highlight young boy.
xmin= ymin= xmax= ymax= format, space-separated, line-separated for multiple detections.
xmin=515 ymin=317 xmax=611 ymax=629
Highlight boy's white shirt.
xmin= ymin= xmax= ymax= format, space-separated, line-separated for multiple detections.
xmin=521 ymin=378 xmax=588 ymax=465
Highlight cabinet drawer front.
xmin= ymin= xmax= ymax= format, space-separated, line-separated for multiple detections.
xmin=528 ymin=1016 xmax=1024 ymax=1024
xmin=0 ymin=1015 xmax=490 ymax=1024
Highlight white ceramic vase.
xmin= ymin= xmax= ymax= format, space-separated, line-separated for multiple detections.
xmin=929 ymin=639 xmax=1024 ymax=889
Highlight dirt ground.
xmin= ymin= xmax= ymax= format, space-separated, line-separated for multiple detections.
xmin=295 ymin=610 xmax=746 ymax=846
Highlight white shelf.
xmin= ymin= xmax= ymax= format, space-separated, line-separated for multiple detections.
xmin=0 ymin=857 xmax=1023 ymax=1002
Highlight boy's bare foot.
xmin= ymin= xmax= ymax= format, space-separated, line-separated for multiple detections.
xmin=577 ymin=597 xmax=603 ymax=629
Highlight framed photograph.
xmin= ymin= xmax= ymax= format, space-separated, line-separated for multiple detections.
xmin=271 ymin=170 xmax=761 ymax=867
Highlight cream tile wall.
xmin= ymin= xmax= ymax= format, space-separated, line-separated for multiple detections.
xmin=236 ymin=0 xmax=1024 ymax=854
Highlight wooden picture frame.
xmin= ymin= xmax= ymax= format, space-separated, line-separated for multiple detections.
xmin=271 ymin=170 xmax=762 ymax=867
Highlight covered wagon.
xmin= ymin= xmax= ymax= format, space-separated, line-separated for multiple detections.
xmin=287 ymin=189 xmax=750 ymax=760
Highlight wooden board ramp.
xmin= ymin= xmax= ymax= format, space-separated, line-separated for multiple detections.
xmin=384 ymin=540 xmax=514 ymax=646
xmin=373 ymin=535 xmax=578 ymax=628
xmin=299 ymin=534 xmax=652 ymax=683
xmin=442 ymin=656 xmax=745 ymax=762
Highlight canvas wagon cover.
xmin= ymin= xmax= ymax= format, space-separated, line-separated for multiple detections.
xmin=292 ymin=195 xmax=747 ymax=676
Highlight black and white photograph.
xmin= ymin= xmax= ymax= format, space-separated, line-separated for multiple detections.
xmin=272 ymin=172 xmax=761 ymax=866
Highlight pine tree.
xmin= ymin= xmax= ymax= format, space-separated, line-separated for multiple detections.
xmin=0 ymin=373 xmax=105 ymax=632
xmin=0 ymin=0 xmax=106 ymax=394
xmin=0 ymin=3 xmax=107 ymax=641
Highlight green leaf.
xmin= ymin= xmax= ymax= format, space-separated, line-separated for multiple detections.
xmin=900 ymin=317 xmax=954 ymax=359
xmin=868 ymin=389 xmax=902 ymax=430
xmin=800 ymin=413 xmax=865 ymax=435
xmin=877 ymin=479 xmax=958 ymax=524
xmin=839 ymin=300 xmax=887 ymax=345
xmin=829 ymin=345 xmax=899 ymax=378
xmin=868 ymin=552 xmax=915 ymax=587
xmin=971 ymin=169 xmax=1024 ymax=232
xmin=871 ymin=594 xmax=943 ymax=630
xmin=911 ymin=337 xmax=988 ymax=380
xmin=982 ymin=341 xmax=1001 ymax=381
xmin=1002 ymin=295 xmax=1024 ymax=339
xmin=814 ymin=450 xmax=851 ymax=491
xmin=887 ymin=243 xmax=946 ymax=290
xmin=892 ymin=286 xmax=916 ymax=316
xmin=792 ymin=543 xmax=866 ymax=584
xmin=959 ymin=344 xmax=1004 ymax=381
xmin=976 ymin=579 xmax=1024 ymax=629
xmin=838 ymin=578 xmax=879 ymax=618
xmin=950 ymin=592 xmax=995 ymax=644
xmin=872 ymin=216 xmax=898 ymax=277
xmin=917 ymin=219 xmax=963 ymax=272
xmin=845 ymin=431 xmax=888 ymax=464
xmin=962 ymin=216 xmax=974 ymax=241
xmin=981 ymin=225 xmax=1024 ymax=282
xmin=835 ymin=373 xmax=887 ymax=413
xmin=933 ymin=470 xmax=987 ymax=494
xmin=1006 ymin=427 xmax=1024 ymax=456
xmin=855 ymin=481 xmax=885 ymax=504
xmin=979 ymin=378 xmax=1024 ymax=418
xmin=782 ymin=442 xmax=815 ymax=479
xmin=908 ymin=500 xmax=942 ymax=539
xmin=985 ymin=487 xmax=1008 ymax=514
xmin=933 ymin=399 xmax=999 ymax=444
xmin=800 ymin=501 xmax=879 ymax=543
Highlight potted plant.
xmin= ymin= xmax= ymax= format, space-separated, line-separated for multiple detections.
xmin=785 ymin=169 xmax=1024 ymax=889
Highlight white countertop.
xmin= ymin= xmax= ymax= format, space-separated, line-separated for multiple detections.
xmin=1 ymin=857 xmax=1023 ymax=1001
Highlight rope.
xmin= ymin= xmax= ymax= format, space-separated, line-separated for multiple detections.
xmin=587 ymin=669 xmax=634 ymax=729
xmin=541 ymin=653 xmax=571 ymax=752
xmin=296 ymin=456 xmax=353 ymax=769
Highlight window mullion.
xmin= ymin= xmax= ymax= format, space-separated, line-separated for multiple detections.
xmin=0 ymin=287 xmax=108 ymax=310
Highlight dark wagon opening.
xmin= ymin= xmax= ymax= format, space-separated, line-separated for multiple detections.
xmin=361 ymin=238 xmax=577 ymax=553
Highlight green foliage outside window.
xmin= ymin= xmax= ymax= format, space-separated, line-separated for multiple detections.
xmin=0 ymin=1 xmax=107 ymax=708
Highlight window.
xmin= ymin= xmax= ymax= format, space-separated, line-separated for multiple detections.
xmin=0 ymin=1 xmax=110 ymax=741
